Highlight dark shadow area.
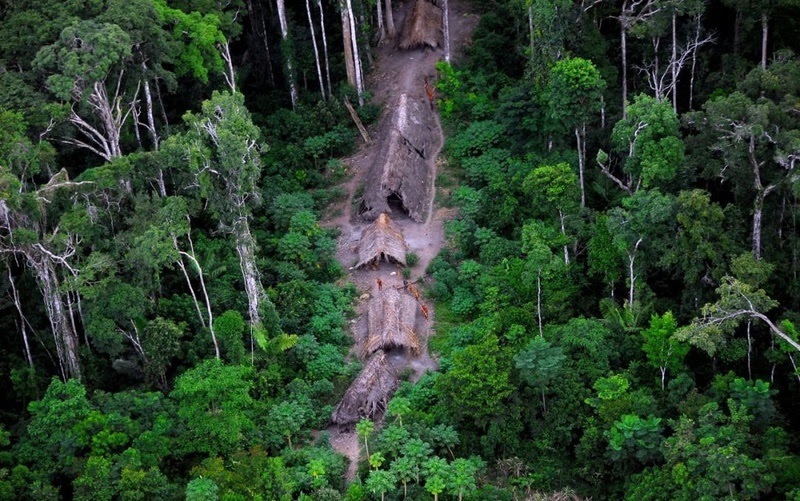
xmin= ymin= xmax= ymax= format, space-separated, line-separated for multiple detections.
xmin=387 ymin=192 xmax=411 ymax=219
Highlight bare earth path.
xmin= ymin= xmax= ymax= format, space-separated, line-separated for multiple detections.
xmin=320 ymin=0 xmax=478 ymax=483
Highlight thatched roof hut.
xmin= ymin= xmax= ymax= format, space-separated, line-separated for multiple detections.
xmin=399 ymin=0 xmax=443 ymax=51
xmin=363 ymin=288 xmax=420 ymax=358
xmin=330 ymin=350 xmax=398 ymax=429
xmin=358 ymin=93 xmax=439 ymax=222
xmin=355 ymin=213 xmax=408 ymax=268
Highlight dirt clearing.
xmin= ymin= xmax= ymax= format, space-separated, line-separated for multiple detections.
xmin=320 ymin=0 xmax=477 ymax=483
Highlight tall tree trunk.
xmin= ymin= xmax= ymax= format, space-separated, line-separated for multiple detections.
xmin=306 ymin=0 xmax=326 ymax=100
xmin=443 ymin=0 xmax=450 ymax=63
xmin=541 ymin=387 xmax=547 ymax=415
xmin=341 ymin=1 xmax=356 ymax=87
xmin=141 ymin=72 xmax=166 ymax=197
xmin=559 ymin=209 xmax=570 ymax=265
xmin=627 ymin=238 xmax=642 ymax=309
xmin=536 ymin=270 xmax=543 ymax=337
xmin=761 ymin=12 xmax=768 ymax=70
xmin=384 ymin=0 xmax=396 ymax=38
xmin=376 ymin=0 xmax=386 ymax=44
xmin=789 ymin=353 xmax=800 ymax=385
xmin=246 ymin=0 xmax=276 ymax=88
xmin=528 ymin=5 xmax=535 ymax=63
xmin=141 ymin=65 xmax=160 ymax=150
xmin=621 ymin=23 xmax=628 ymax=118
xmin=671 ymin=10 xmax=678 ymax=112
xmin=617 ymin=0 xmax=659 ymax=117
xmin=753 ymin=189 xmax=766 ymax=260
xmin=154 ymin=79 xmax=170 ymax=133
xmin=30 ymin=256 xmax=81 ymax=381
xmin=750 ymin=136 xmax=776 ymax=261
xmin=601 ymin=94 xmax=605 ymax=128
xmin=233 ymin=217 xmax=268 ymax=354
xmin=219 ymin=40 xmax=237 ymax=93
xmin=357 ymin=5 xmax=372 ymax=73
xmin=173 ymin=234 xmax=219 ymax=359
xmin=346 ymin=0 xmax=365 ymax=105
xmin=276 ymin=0 xmax=298 ymax=108
xmin=689 ymin=14 xmax=701 ymax=108
xmin=317 ymin=0 xmax=332 ymax=97
xmin=747 ymin=319 xmax=753 ymax=379
xmin=575 ymin=125 xmax=586 ymax=208
xmin=8 ymin=268 xmax=34 ymax=368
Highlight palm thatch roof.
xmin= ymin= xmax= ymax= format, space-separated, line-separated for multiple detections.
xmin=399 ymin=0 xmax=443 ymax=50
xmin=355 ymin=213 xmax=408 ymax=268
xmin=330 ymin=350 xmax=398 ymax=428
xmin=363 ymin=288 xmax=421 ymax=358
xmin=358 ymin=93 xmax=438 ymax=222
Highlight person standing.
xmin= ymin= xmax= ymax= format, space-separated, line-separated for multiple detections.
xmin=424 ymin=76 xmax=435 ymax=110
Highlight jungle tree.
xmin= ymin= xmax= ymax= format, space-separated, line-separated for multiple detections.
xmin=163 ymin=91 xmax=280 ymax=353
xmin=548 ymin=57 xmax=605 ymax=208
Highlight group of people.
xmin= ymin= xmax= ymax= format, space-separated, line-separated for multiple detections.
xmin=376 ymin=276 xmax=429 ymax=320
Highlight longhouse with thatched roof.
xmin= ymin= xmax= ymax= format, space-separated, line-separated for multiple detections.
xmin=363 ymin=288 xmax=421 ymax=358
xmin=399 ymin=0 xmax=443 ymax=51
xmin=358 ymin=93 xmax=439 ymax=222
xmin=330 ymin=350 xmax=398 ymax=429
xmin=355 ymin=213 xmax=408 ymax=268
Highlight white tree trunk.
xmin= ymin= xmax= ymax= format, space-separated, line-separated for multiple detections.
xmin=317 ymin=0 xmax=333 ymax=98
xmin=621 ymin=20 xmax=628 ymax=118
xmin=689 ymin=15 xmax=700 ymax=107
xmin=341 ymin=1 xmax=356 ymax=88
xmin=559 ymin=209 xmax=570 ymax=265
xmin=671 ymin=11 xmax=677 ymax=112
xmin=233 ymin=217 xmax=267 ymax=349
xmin=627 ymin=238 xmax=642 ymax=309
xmin=750 ymin=133 xmax=776 ymax=261
xmin=528 ymin=5 xmax=535 ymax=63
xmin=141 ymin=66 xmax=160 ymax=151
xmin=575 ymin=125 xmax=586 ymax=208
xmin=277 ymin=0 xmax=298 ymax=108
xmin=618 ymin=0 xmax=660 ymax=118
xmin=443 ymin=0 xmax=451 ymax=63
xmin=537 ymin=270 xmax=543 ymax=337
xmin=8 ymin=268 xmax=34 ymax=368
xmin=346 ymin=0 xmax=365 ymax=105
xmin=174 ymin=234 xmax=219 ymax=359
xmin=306 ymin=0 xmax=326 ymax=100
xmin=789 ymin=353 xmax=800 ymax=385
xmin=747 ymin=319 xmax=752 ymax=380
xmin=141 ymin=68 xmax=167 ymax=197
xmin=30 ymin=256 xmax=81 ymax=381
xmin=219 ymin=40 xmax=237 ymax=94
xmin=753 ymin=190 xmax=766 ymax=260
xmin=761 ymin=12 xmax=768 ymax=70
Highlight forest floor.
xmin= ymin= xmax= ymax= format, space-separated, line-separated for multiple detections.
xmin=320 ymin=0 xmax=478 ymax=484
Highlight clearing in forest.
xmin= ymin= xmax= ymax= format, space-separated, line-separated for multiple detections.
xmin=321 ymin=0 xmax=477 ymax=483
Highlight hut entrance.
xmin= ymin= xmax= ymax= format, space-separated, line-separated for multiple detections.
xmin=387 ymin=192 xmax=411 ymax=219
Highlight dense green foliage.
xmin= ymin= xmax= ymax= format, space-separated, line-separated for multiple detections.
xmin=3 ymin=0 xmax=800 ymax=499
xmin=418 ymin=0 xmax=800 ymax=498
